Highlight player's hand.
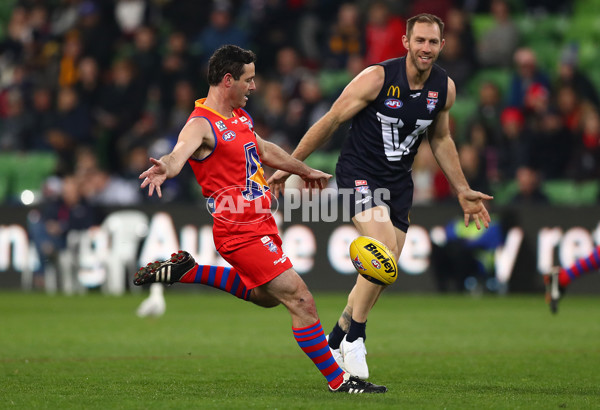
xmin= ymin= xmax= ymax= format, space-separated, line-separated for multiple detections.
xmin=457 ymin=189 xmax=493 ymax=230
xmin=267 ymin=169 xmax=292 ymax=197
xmin=139 ymin=157 xmax=168 ymax=198
xmin=300 ymin=168 xmax=332 ymax=190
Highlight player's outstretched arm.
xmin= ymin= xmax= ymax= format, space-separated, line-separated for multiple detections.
xmin=139 ymin=118 xmax=212 ymax=198
xmin=257 ymin=135 xmax=331 ymax=192
xmin=428 ymin=77 xmax=493 ymax=229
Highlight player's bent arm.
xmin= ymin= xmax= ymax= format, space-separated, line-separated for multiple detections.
xmin=428 ymin=78 xmax=470 ymax=195
xmin=256 ymin=134 xmax=320 ymax=178
xmin=161 ymin=118 xmax=213 ymax=178
xmin=290 ymin=65 xmax=385 ymax=161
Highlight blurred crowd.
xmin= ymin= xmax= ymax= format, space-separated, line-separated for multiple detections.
xmin=0 ymin=0 xmax=599 ymax=213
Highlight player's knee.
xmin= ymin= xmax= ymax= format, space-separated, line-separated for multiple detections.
xmin=293 ymin=289 xmax=318 ymax=317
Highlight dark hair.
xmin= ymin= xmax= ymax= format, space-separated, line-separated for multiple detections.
xmin=406 ymin=13 xmax=445 ymax=40
xmin=207 ymin=45 xmax=256 ymax=86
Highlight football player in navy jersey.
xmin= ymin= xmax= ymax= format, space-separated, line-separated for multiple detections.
xmin=269 ymin=14 xmax=493 ymax=380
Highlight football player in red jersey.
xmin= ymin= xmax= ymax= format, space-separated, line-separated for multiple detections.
xmin=269 ymin=14 xmax=493 ymax=380
xmin=135 ymin=45 xmax=387 ymax=394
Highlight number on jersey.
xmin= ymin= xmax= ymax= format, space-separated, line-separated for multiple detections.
xmin=376 ymin=113 xmax=432 ymax=161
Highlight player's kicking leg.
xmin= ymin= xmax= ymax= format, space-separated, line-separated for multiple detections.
xmin=134 ymin=250 xmax=387 ymax=392
xmin=134 ymin=250 xmax=253 ymax=300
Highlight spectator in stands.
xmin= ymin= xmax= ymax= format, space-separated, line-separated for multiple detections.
xmin=510 ymin=165 xmax=549 ymax=204
xmin=195 ymin=1 xmax=248 ymax=68
xmin=117 ymin=113 xmax=158 ymax=170
xmin=81 ymin=162 xmax=142 ymax=207
xmin=445 ymin=7 xmax=477 ymax=67
xmin=409 ymin=0 xmax=453 ymax=24
xmin=74 ymin=56 xmax=101 ymax=110
xmin=459 ymin=143 xmax=491 ymax=195
xmin=468 ymin=81 xmax=503 ymax=148
xmin=25 ymin=86 xmax=55 ymax=151
xmin=158 ymin=32 xmax=196 ymax=122
xmin=56 ymin=30 xmax=83 ymax=88
xmin=507 ymin=48 xmax=551 ymax=108
xmin=322 ymin=2 xmax=363 ymax=70
xmin=497 ymin=107 xmax=528 ymax=181
xmin=437 ymin=31 xmax=474 ymax=95
xmin=27 ymin=174 xmax=99 ymax=282
xmin=46 ymin=87 xmax=93 ymax=168
xmin=0 ymin=89 xmax=28 ymax=151
xmin=77 ymin=1 xmax=118 ymax=70
xmin=160 ymin=0 xmax=208 ymax=40
xmin=570 ymin=105 xmax=600 ymax=180
xmin=166 ymin=79 xmax=196 ymax=134
xmin=556 ymin=84 xmax=583 ymax=134
xmin=555 ymin=44 xmax=600 ymax=109
xmin=476 ymin=0 xmax=519 ymax=69
xmin=524 ymin=85 xmax=574 ymax=180
xmin=465 ymin=122 xmax=498 ymax=184
xmin=363 ymin=1 xmax=406 ymax=65
xmin=272 ymin=46 xmax=309 ymax=101
xmin=95 ymin=58 xmax=143 ymax=172
xmin=0 ymin=6 xmax=30 ymax=68
xmin=130 ymin=25 xmax=161 ymax=98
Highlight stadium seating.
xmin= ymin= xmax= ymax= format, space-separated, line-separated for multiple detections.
xmin=543 ymin=180 xmax=600 ymax=206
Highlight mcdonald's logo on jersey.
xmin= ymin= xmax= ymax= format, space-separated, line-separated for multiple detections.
xmin=387 ymin=85 xmax=401 ymax=98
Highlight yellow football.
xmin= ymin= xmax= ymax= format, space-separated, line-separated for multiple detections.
xmin=349 ymin=236 xmax=398 ymax=286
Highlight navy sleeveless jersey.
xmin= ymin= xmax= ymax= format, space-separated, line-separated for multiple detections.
xmin=337 ymin=57 xmax=448 ymax=181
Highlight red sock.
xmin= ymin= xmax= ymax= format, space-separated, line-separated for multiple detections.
xmin=179 ymin=265 xmax=251 ymax=300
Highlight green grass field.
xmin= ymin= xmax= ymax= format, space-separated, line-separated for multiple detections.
xmin=1 ymin=291 xmax=599 ymax=409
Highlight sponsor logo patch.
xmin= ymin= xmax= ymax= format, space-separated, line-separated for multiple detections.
xmin=428 ymin=91 xmax=438 ymax=98
xmin=387 ymin=85 xmax=401 ymax=98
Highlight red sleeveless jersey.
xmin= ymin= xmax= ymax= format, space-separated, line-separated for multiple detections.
xmin=186 ymin=99 xmax=278 ymax=249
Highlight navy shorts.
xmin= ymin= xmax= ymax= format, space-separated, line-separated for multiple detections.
xmin=335 ymin=162 xmax=413 ymax=233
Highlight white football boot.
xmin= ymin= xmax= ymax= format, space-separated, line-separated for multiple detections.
xmin=326 ymin=335 xmax=345 ymax=370
xmin=340 ymin=336 xmax=369 ymax=380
